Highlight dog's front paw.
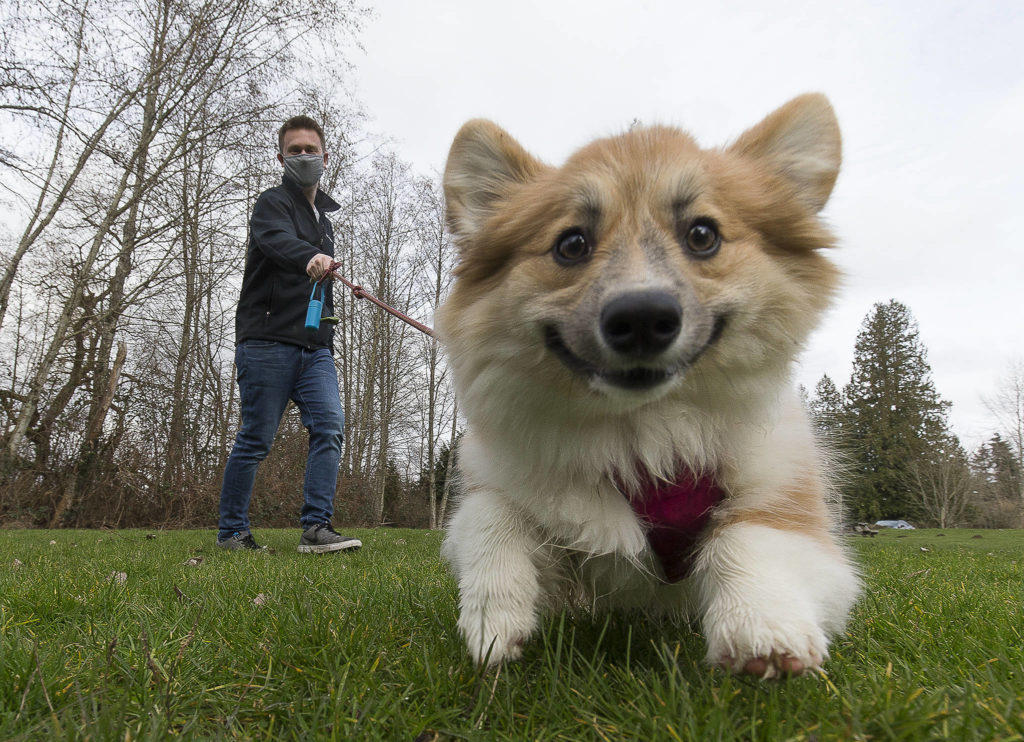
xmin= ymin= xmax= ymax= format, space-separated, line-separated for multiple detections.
xmin=458 ymin=606 xmax=534 ymax=667
xmin=705 ymin=605 xmax=829 ymax=679
xmin=443 ymin=489 xmax=546 ymax=667
xmin=695 ymin=523 xmax=859 ymax=680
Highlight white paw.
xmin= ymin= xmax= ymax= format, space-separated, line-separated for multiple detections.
xmin=458 ymin=605 xmax=534 ymax=667
xmin=443 ymin=489 xmax=544 ymax=667
xmin=694 ymin=523 xmax=859 ymax=679
xmin=704 ymin=603 xmax=830 ymax=678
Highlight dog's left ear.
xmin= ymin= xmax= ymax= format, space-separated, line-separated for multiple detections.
xmin=444 ymin=120 xmax=546 ymax=242
xmin=728 ymin=93 xmax=841 ymax=212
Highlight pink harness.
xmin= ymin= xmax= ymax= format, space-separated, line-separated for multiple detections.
xmin=619 ymin=466 xmax=725 ymax=583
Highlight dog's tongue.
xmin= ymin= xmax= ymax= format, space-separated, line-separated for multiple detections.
xmin=622 ymin=466 xmax=725 ymax=583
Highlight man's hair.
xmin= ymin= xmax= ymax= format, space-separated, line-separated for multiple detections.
xmin=278 ymin=115 xmax=326 ymax=153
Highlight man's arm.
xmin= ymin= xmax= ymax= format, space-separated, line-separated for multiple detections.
xmin=249 ymin=191 xmax=329 ymax=278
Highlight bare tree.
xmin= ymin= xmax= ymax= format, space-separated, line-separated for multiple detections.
xmin=363 ymin=154 xmax=422 ymax=523
xmin=984 ymin=359 xmax=1024 ymax=502
xmin=412 ymin=178 xmax=456 ymax=528
xmin=317 ymin=146 xmax=460 ymax=526
xmin=0 ymin=0 xmax=141 ymax=331
xmin=1 ymin=0 xmax=370 ymax=524
xmin=0 ymin=0 xmax=475 ymax=530
xmin=906 ymin=452 xmax=974 ymax=528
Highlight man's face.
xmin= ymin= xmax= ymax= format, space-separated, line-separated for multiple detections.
xmin=277 ymin=128 xmax=327 ymax=165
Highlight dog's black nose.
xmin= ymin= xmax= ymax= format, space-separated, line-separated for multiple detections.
xmin=600 ymin=291 xmax=682 ymax=355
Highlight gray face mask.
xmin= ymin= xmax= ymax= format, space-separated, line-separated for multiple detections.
xmin=282 ymin=153 xmax=324 ymax=188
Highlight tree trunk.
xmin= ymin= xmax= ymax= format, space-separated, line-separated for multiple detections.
xmin=49 ymin=341 xmax=127 ymax=527
xmin=438 ymin=401 xmax=459 ymax=527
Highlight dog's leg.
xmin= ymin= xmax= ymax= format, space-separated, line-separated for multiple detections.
xmin=692 ymin=522 xmax=859 ymax=678
xmin=442 ymin=490 xmax=543 ymax=666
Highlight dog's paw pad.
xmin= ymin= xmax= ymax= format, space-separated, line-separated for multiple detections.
xmin=719 ymin=650 xmax=821 ymax=679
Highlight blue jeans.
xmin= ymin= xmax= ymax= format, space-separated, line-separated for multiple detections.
xmin=217 ymin=340 xmax=344 ymax=539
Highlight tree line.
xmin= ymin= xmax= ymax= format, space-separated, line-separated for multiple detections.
xmin=2 ymin=1 xmax=1020 ymax=531
xmin=806 ymin=300 xmax=1023 ymax=528
xmin=0 ymin=0 xmax=458 ymax=529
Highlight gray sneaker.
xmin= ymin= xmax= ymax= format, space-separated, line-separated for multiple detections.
xmin=298 ymin=523 xmax=362 ymax=554
xmin=217 ymin=531 xmax=268 ymax=551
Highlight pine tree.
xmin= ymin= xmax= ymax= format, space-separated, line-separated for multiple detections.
xmin=842 ymin=300 xmax=955 ymax=521
xmin=797 ymin=384 xmax=810 ymax=410
xmin=809 ymin=374 xmax=844 ymax=441
xmin=970 ymin=434 xmax=1024 ymax=526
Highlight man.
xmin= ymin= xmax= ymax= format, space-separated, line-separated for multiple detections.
xmin=216 ymin=115 xmax=361 ymax=554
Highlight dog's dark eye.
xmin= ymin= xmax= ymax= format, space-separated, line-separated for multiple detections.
xmin=684 ymin=219 xmax=721 ymax=258
xmin=553 ymin=229 xmax=592 ymax=265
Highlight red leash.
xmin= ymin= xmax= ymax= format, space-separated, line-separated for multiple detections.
xmin=318 ymin=260 xmax=436 ymax=338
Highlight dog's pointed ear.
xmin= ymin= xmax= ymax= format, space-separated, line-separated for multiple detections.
xmin=444 ymin=120 xmax=545 ymax=241
xmin=728 ymin=93 xmax=841 ymax=212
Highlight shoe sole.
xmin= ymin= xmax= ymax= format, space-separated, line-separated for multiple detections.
xmin=297 ymin=540 xmax=362 ymax=554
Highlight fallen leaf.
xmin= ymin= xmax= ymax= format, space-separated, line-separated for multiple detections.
xmin=108 ymin=571 xmax=127 ymax=584
xmin=252 ymin=593 xmax=269 ymax=606
xmin=184 ymin=557 xmax=203 ymax=567
xmin=49 ymin=540 xmax=57 ymax=545
xmin=12 ymin=559 xmax=23 ymax=568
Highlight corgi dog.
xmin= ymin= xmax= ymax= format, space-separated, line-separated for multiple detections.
xmin=436 ymin=94 xmax=860 ymax=678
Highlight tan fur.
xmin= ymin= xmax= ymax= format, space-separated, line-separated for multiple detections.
xmin=438 ymin=94 xmax=860 ymax=677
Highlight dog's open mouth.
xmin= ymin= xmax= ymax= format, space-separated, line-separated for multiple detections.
xmin=544 ymin=327 xmax=678 ymax=391
xmin=543 ymin=317 xmax=727 ymax=392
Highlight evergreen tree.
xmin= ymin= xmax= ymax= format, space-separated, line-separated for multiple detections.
xmin=841 ymin=300 xmax=955 ymax=521
xmin=984 ymin=361 xmax=1024 ymax=497
xmin=797 ymin=384 xmax=810 ymax=410
xmin=970 ymin=434 xmax=1023 ymax=526
xmin=412 ymin=443 xmax=454 ymax=506
xmin=380 ymin=459 xmax=404 ymax=525
xmin=809 ymin=374 xmax=844 ymax=441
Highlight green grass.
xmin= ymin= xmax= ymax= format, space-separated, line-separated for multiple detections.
xmin=0 ymin=527 xmax=1021 ymax=740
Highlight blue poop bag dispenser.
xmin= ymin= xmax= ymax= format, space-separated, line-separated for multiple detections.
xmin=305 ymin=282 xmax=324 ymax=331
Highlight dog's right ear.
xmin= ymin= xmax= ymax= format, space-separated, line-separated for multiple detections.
xmin=443 ymin=120 xmax=544 ymax=242
xmin=728 ymin=93 xmax=841 ymax=213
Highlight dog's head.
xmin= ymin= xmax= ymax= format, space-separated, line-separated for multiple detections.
xmin=438 ymin=94 xmax=841 ymax=412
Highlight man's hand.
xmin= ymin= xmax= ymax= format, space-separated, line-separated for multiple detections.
xmin=306 ymin=253 xmax=334 ymax=281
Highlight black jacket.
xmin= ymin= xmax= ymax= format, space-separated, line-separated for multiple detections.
xmin=235 ymin=175 xmax=341 ymax=350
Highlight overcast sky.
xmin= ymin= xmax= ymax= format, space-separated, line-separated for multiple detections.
xmin=347 ymin=0 xmax=1022 ymax=448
